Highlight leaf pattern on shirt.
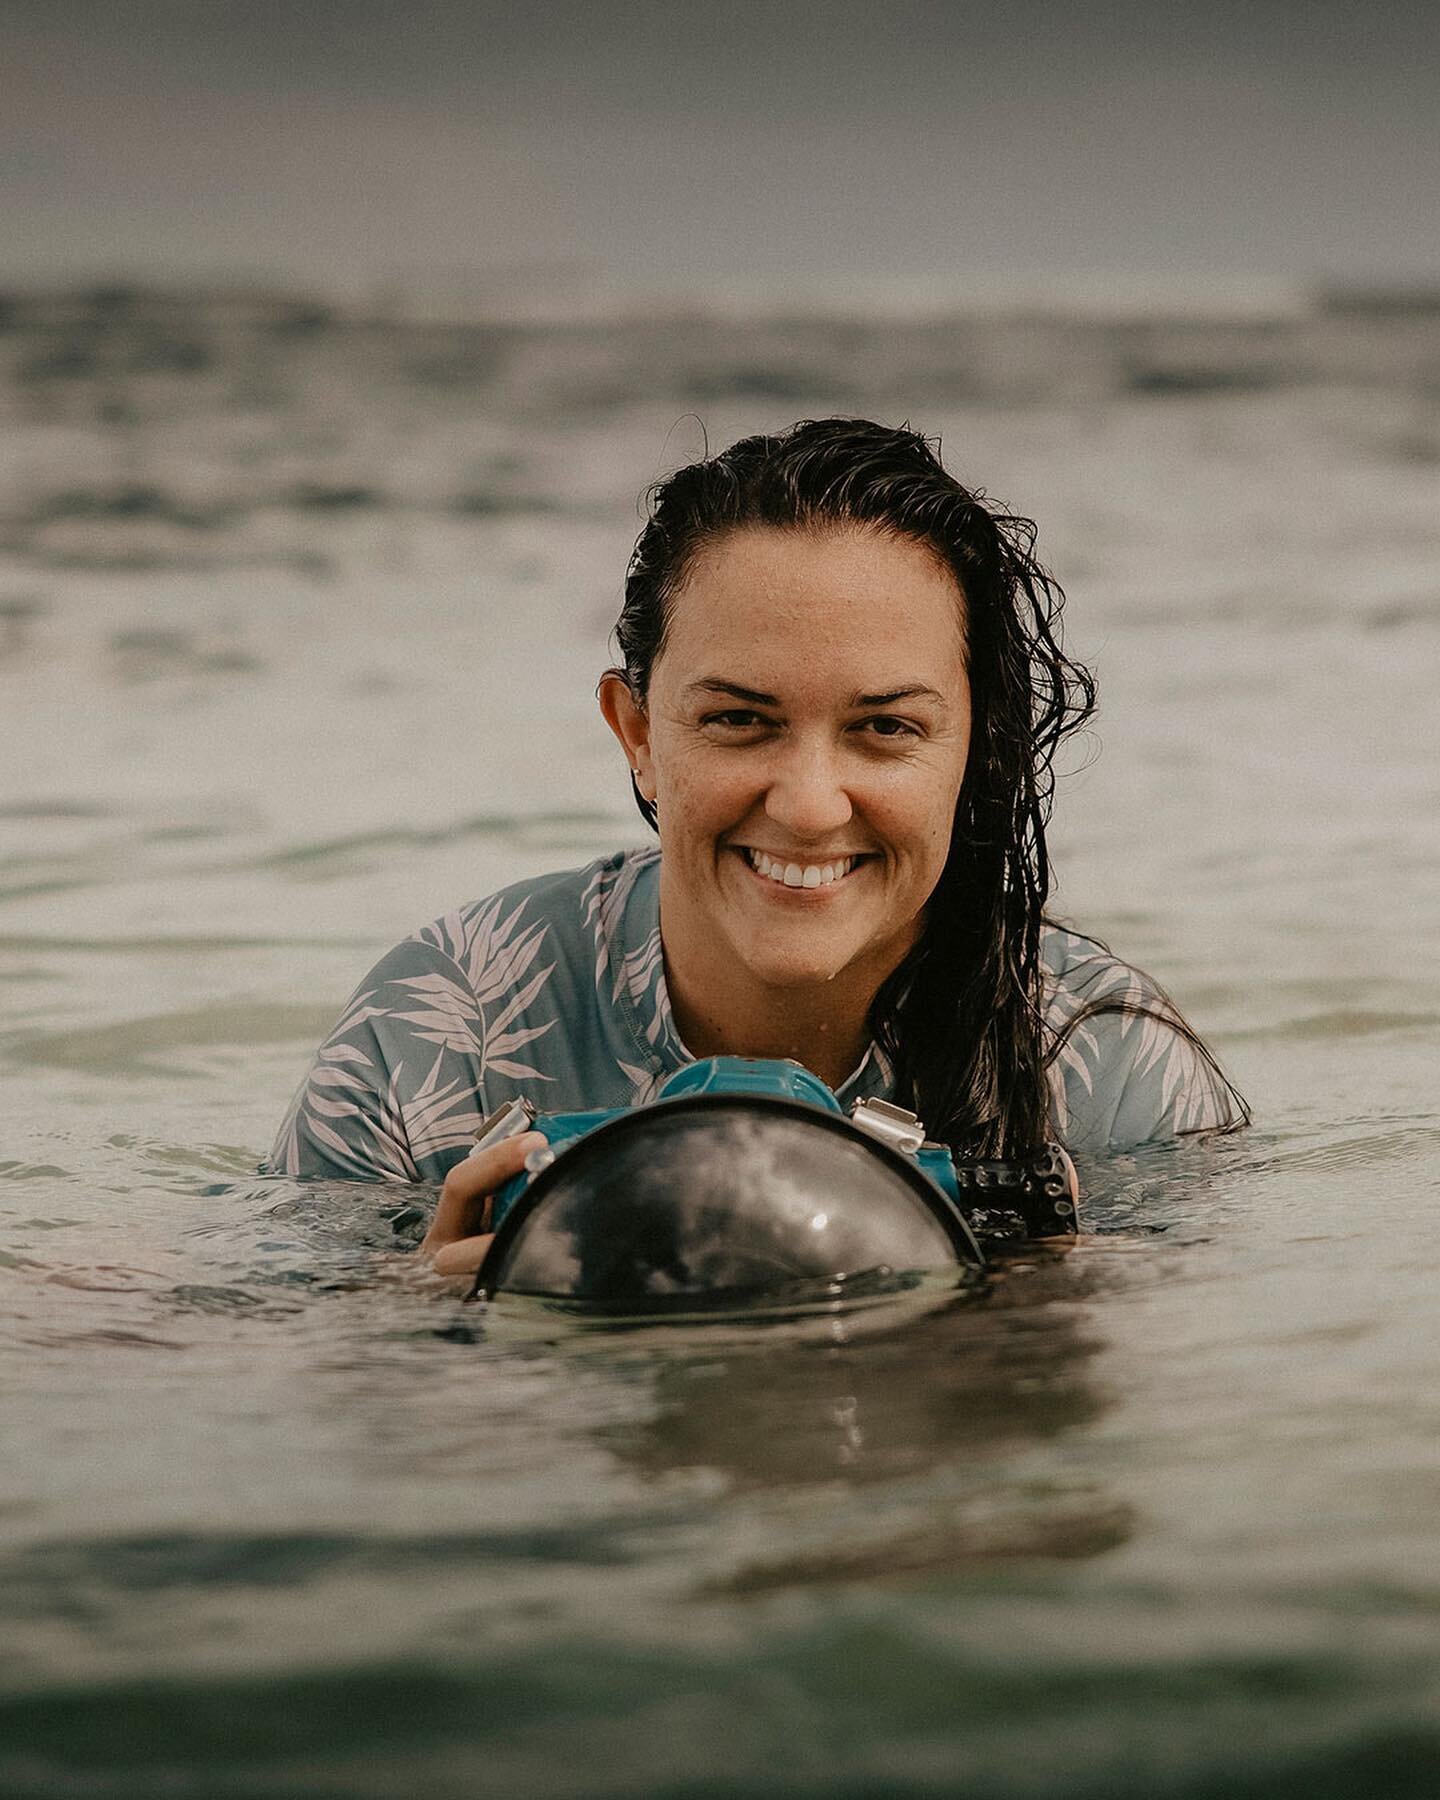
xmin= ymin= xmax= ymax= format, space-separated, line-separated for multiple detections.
xmin=412 ymin=893 xmax=558 ymax=1085
xmin=623 ymin=927 xmax=674 ymax=1050
xmin=269 ymin=854 xmax=1243 ymax=1185
xmin=270 ymin=982 xmax=422 ymax=1181
xmin=271 ymin=892 xmax=562 ymax=1179
xmin=617 ymin=1060 xmax=666 ymax=1104
xmin=582 ymin=847 xmax=677 ymax=1060
xmin=396 ymin=1046 xmax=486 ymax=1164
xmin=583 ymin=850 xmax=653 ymax=998
xmin=1041 ymin=928 xmax=1235 ymax=1140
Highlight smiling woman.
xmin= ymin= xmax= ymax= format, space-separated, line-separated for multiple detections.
xmin=599 ymin=525 xmax=972 ymax=1089
xmin=267 ymin=419 xmax=1247 ymax=1263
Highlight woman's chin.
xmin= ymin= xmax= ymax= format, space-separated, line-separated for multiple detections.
xmin=730 ymin=936 xmax=860 ymax=994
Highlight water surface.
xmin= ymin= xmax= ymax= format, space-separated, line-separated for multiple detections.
xmin=2 ymin=289 xmax=1438 ymax=1796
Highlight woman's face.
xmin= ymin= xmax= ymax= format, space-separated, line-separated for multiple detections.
xmin=608 ymin=523 xmax=972 ymax=1001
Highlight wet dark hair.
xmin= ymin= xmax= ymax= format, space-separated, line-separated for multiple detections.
xmin=610 ymin=417 xmax=1239 ymax=1156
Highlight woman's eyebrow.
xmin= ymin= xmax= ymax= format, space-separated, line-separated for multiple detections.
xmin=852 ymin=684 xmax=947 ymax=707
xmin=684 ymin=679 xmax=949 ymax=708
xmin=684 ymin=679 xmax=779 ymax=705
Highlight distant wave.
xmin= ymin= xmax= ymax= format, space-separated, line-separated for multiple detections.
xmin=5 ymin=285 xmax=1435 ymax=571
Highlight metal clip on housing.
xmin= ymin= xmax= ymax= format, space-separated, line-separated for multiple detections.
xmin=847 ymin=1096 xmax=928 ymax=1156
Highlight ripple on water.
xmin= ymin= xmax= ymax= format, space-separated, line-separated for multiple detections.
xmin=4 ymin=301 xmax=1440 ymax=1796
xmin=7 ymin=1003 xmax=335 ymax=1076
xmin=2 ymin=1588 xmax=1440 ymax=1798
xmin=248 ymin=809 xmax=629 ymax=880
xmin=1264 ymin=1123 xmax=1440 ymax=1176
xmin=1243 ymin=1009 xmax=1440 ymax=1041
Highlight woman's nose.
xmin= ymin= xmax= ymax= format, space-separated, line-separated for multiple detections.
xmin=762 ymin=742 xmax=854 ymax=840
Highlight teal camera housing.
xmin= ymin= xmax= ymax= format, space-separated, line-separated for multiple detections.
xmin=487 ymin=1056 xmax=1074 ymax=1246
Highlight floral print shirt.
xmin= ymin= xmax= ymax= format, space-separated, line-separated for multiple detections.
xmin=269 ymin=846 xmax=1242 ymax=1183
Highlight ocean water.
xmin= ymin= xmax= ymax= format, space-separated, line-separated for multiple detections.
xmin=1 ymin=287 xmax=1438 ymax=1797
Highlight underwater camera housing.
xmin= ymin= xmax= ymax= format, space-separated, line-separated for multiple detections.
xmin=469 ymin=1058 xmax=1077 ymax=1310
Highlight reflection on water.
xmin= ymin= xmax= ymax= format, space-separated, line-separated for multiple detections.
xmin=4 ymin=1135 xmax=1440 ymax=1794
xmin=595 ymin=1262 xmax=1130 ymax=1595
xmin=601 ymin=1264 xmax=1105 ymax=1485
xmin=2 ymin=288 xmax=1439 ymax=1793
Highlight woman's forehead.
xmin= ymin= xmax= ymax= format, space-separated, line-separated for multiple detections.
xmin=665 ymin=523 xmax=967 ymax=663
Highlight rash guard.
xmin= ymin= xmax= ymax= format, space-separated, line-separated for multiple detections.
xmin=268 ymin=846 xmax=1243 ymax=1183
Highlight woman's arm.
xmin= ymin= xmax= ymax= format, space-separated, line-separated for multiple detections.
xmin=266 ymin=938 xmax=489 ymax=1184
xmin=1050 ymin=1002 xmax=1247 ymax=1154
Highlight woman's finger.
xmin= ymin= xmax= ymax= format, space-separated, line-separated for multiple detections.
xmin=430 ymin=1232 xmax=497 ymax=1277
xmin=420 ymin=1130 xmax=545 ymax=1259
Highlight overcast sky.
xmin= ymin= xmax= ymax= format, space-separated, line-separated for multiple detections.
xmin=5 ymin=0 xmax=1438 ymax=302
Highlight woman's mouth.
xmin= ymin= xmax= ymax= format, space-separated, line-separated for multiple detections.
xmin=742 ymin=847 xmax=863 ymax=890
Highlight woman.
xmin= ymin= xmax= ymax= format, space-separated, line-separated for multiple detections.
xmin=269 ymin=419 xmax=1246 ymax=1271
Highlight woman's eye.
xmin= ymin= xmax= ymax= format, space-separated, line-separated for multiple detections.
xmin=860 ymin=715 xmax=919 ymax=739
xmin=704 ymin=710 xmax=766 ymax=730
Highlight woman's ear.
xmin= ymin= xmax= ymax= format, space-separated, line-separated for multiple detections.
xmin=598 ymin=672 xmax=656 ymax=802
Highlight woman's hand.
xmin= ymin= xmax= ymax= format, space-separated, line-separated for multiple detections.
xmin=420 ymin=1130 xmax=546 ymax=1277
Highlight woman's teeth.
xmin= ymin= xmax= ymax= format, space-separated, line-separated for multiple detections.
xmin=745 ymin=849 xmax=856 ymax=889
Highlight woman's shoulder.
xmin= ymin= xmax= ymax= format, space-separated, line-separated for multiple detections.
xmin=1039 ymin=920 xmax=1178 ymax=1016
xmin=1038 ymin=919 xmax=1248 ymax=1150
xmin=266 ymin=846 xmax=663 ymax=1183
xmin=399 ymin=844 xmax=660 ymax=990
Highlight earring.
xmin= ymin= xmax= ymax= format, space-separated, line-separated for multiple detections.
xmin=630 ymin=768 xmax=657 ymax=812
